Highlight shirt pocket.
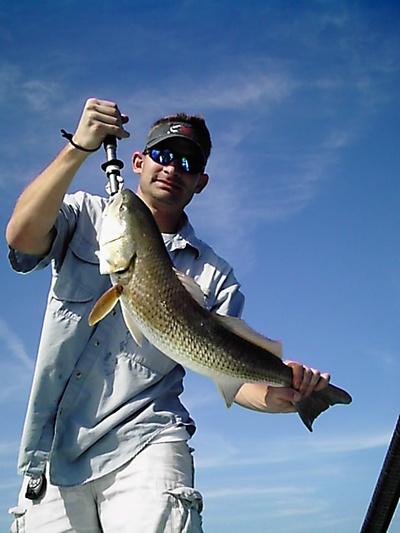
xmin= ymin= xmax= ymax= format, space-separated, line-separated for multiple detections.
xmin=50 ymin=231 xmax=108 ymax=322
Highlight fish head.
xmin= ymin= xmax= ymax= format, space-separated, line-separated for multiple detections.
xmin=98 ymin=190 xmax=138 ymax=274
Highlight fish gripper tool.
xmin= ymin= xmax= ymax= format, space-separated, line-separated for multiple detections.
xmin=102 ymin=135 xmax=124 ymax=196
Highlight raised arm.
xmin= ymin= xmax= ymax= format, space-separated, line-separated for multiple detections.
xmin=6 ymin=98 xmax=129 ymax=256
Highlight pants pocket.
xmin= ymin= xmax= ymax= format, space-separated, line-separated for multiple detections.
xmin=9 ymin=506 xmax=26 ymax=533
xmin=166 ymin=486 xmax=203 ymax=532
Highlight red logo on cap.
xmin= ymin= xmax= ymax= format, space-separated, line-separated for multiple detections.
xmin=180 ymin=125 xmax=194 ymax=136
xmin=169 ymin=124 xmax=195 ymax=137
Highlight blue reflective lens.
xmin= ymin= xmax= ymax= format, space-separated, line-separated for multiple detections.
xmin=148 ymin=149 xmax=202 ymax=174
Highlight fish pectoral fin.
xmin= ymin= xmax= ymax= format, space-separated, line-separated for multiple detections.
xmin=214 ymin=376 xmax=246 ymax=408
xmin=173 ymin=269 xmax=206 ymax=308
xmin=214 ymin=315 xmax=283 ymax=358
xmin=88 ymin=284 xmax=124 ymax=326
xmin=120 ymin=303 xmax=143 ymax=347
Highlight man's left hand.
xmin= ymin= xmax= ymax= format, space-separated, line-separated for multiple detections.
xmin=234 ymin=361 xmax=330 ymax=414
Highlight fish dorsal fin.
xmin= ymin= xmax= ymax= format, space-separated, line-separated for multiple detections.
xmin=89 ymin=284 xmax=124 ymax=326
xmin=173 ymin=269 xmax=206 ymax=308
xmin=120 ymin=302 xmax=143 ymax=347
xmin=214 ymin=315 xmax=283 ymax=358
xmin=214 ymin=376 xmax=246 ymax=408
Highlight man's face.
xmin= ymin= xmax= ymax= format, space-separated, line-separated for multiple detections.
xmin=133 ymin=138 xmax=208 ymax=214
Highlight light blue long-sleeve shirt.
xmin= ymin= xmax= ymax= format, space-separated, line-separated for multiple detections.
xmin=8 ymin=191 xmax=244 ymax=487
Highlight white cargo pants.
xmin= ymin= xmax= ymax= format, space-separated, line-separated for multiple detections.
xmin=9 ymin=441 xmax=203 ymax=533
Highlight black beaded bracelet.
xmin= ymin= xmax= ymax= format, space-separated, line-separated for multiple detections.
xmin=60 ymin=129 xmax=101 ymax=152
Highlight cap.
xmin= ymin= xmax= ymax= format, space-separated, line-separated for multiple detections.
xmin=144 ymin=122 xmax=208 ymax=163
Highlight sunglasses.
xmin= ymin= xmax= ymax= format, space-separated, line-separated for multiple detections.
xmin=145 ymin=148 xmax=204 ymax=174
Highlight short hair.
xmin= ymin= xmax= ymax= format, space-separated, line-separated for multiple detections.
xmin=147 ymin=112 xmax=212 ymax=162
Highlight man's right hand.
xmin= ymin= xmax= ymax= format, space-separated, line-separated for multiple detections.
xmin=72 ymin=98 xmax=130 ymax=151
xmin=6 ymin=98 xmax=130 ymax=256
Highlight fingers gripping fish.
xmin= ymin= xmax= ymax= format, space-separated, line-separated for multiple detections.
xmin=89 ymin=190 xmax=352 ymax=431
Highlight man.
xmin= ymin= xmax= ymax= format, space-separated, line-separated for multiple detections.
xmin=6 ymin=98 xmax=329 ymax=532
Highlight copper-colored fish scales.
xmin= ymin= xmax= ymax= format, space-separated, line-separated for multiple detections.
xmin=127 ymin=249 xmax=286 ymax=384
xmin=89 ymin=190 xmax=352 ymax=431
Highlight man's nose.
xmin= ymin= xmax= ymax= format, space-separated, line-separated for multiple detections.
xmin=163 ymin=159 xmax=182 ymax=175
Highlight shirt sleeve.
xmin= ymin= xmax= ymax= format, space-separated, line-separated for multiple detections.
xmin=8 ymin=194 xmax=81 ymax=275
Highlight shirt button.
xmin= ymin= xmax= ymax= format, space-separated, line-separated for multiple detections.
xmin=76 ymin=372 xmax=82 ymax=380
xmin=94 ymin=340 xmax=100 ymax=347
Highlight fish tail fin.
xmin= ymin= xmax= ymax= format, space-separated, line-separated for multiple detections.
xmin=295 ymin=383 xmax=352 ymax=432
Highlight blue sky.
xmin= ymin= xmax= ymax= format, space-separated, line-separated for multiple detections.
xmin=0 ymin=1 xmax=399 ymax=531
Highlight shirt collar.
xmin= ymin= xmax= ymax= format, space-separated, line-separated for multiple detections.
xmin=162 ymin=213 xmax=201 ymax=258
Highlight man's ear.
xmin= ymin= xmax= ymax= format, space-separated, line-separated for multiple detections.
xmin=195 ymin=173 xmax=209 ymax=194
xmin=132 ymin=152 xmax=144 ymax=174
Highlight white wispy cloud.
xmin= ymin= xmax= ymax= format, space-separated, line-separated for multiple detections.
xmin=202 ymin=483 xmax=330 ymax=529
xmin=111 ymin=64 xmax=367 ymax=260
xmin=188 ymin=72 xmax=296 ymax=111
xmin=2 ymin=8 xmax=398 ymax=258
xmin=308 ymin=431 xmax=391 ymax=454
xmin=195 ymin=426 xmax=392 ymax=471
xmin=0 ymin=63 xmax=60 ymax=112
xmin=0 ymin=318 xmax=33 ymax=370
xmin=203 ymin=484 xmax=313 ymax=500
xmin=0 ymin=317 xmax=34 ymax=403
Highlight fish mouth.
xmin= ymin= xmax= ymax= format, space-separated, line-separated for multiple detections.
xmin=100 ymin=236 xmax=123 ymax=246
xmin=99 ymin=236 xmax=127 ymax=253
